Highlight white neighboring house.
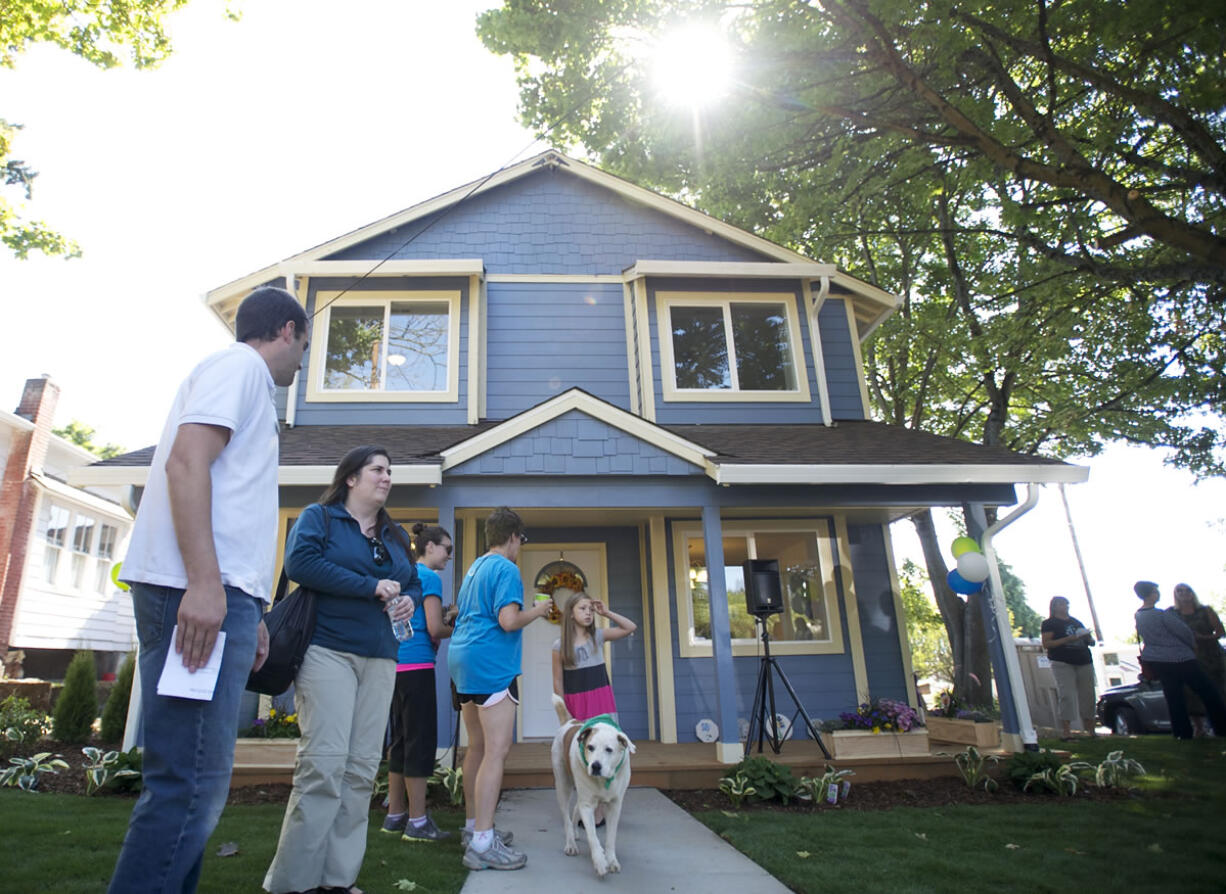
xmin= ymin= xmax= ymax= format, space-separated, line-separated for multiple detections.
xmin=0 ymin=376 xmax=135 ymax=680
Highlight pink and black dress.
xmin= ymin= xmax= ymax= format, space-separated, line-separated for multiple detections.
xmin=553 ymin=627 xmax=618 ymax=721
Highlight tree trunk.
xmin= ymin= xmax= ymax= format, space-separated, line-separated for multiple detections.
xmin=911 ymin=509 xmax=994 ymax=705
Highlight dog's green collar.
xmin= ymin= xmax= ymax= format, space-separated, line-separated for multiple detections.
xmin=577 ymin=714 xmax=627 ymax=789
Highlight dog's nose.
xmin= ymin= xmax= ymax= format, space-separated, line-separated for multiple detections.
xmin=589 ymin=761 xmax=602 ymax=775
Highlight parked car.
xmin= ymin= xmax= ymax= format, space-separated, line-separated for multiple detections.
xmin=1096 ymin=679 xmax=1171 ymax=735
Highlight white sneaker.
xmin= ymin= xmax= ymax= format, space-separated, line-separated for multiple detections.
xmin=462 ymin=834 xmax=527 ymax=870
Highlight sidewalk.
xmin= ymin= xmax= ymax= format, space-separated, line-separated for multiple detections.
xmin=459 ymin=787 xmax=791 ymax=894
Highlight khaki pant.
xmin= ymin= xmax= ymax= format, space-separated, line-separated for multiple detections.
xmin=264 ymin=645 xmax=395 ymax=893
xmin=1050 ymin=660 xmax=1096 ymax=730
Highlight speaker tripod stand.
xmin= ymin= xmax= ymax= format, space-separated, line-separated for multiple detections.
xmin=744 ymin=616 xmax=831 ymax=758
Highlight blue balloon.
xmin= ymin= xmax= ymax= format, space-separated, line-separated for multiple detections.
xmin=947 ymin=568 xmax=983 ymax=595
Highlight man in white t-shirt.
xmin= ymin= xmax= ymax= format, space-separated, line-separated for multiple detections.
xmin=109 ymin=286 xmax=309 ymax=894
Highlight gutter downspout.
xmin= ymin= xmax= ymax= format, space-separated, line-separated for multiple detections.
xmin=981 ymin=483 xmax=1040 ymax=750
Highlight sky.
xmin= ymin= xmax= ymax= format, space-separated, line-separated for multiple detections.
xmin=1 ymin=1 xmax=1222 ymax=643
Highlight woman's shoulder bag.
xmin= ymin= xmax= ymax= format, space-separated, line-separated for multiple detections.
xmin=245 ymin=507 xmax=326 ymax=695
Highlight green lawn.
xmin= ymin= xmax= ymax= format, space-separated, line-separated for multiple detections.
xmin=0 ymin=793 xmax=469 ymax=894
xmin=695 ymin=736 xmax=1226 ymax=894
xmin=3 ymin=736 xmax=1221 ymax=893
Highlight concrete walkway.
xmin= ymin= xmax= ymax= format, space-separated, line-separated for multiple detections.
xmin=459 ymin=787 xmax=791 ymax=894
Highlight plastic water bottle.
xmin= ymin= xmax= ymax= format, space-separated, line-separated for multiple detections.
xmin=389 ymin=596 xmax=413 ymax=641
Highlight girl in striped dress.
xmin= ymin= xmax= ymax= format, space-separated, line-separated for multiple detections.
xmin=552 ymin=591 xmax=637 ymax=721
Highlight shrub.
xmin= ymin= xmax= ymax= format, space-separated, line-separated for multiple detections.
xmin=99 ymin=653 xmax=135 ymax=744
xmin=730 ymin=755 xmax=798 ymax=804
xmin=1004 ymin=748 xmax=1063 ymax=790
xmin=53 ymin=651 xmax=98 ymax=743
xmin=108 ymin=747 xmax=143 ymax=793
xmin=1 ymin=694 xmax=49 ymax=754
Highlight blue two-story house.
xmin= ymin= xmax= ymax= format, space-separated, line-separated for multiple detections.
xmin=79 ymin=151 xmax=1083 ymax=760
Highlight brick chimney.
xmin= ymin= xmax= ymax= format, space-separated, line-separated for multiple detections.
xmin=0 ymin=376 xmax=61 ymax=654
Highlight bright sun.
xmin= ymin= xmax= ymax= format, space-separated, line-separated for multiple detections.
xmin=652 ymin=25 xmax=733 ymax=107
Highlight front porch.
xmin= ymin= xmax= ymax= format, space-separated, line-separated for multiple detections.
xmin=231 ymin=738 xmax=969 ymax=790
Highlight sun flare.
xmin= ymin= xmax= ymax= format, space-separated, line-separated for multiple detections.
xmin=652 ymin=24 xmax=733 ymax=107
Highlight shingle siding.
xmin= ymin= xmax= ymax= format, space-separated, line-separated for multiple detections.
xmin=485 ymin=282 xmax=632 ymax=417
xmin=326 ymin=169 xmax=770 ymax=274
xmin=819 ymin=299 xmax=866 ymax=419
xmin=448 ymin=410 xmax=702 ymax=476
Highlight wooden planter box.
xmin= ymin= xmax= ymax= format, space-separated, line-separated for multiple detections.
xmin=829 ymin=728 xmax=930 ymax=759
xmin=925 ymin=717 xmax=1001 ymax=748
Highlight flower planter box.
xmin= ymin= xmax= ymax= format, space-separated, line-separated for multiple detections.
xmin=829 ymin=728 xmax=930 ymax=759
xmin=233 ymin=737 xmax=299 ymax=764
xmin=925 ymin=717 xmax=1001 ymax=748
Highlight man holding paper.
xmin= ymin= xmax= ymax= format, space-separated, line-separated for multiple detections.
xmin=109 ymin=286 xmax=310 ymax=894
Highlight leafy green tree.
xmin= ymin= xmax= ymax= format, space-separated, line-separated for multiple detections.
xmin=1 ymin=0 xmax=231 ymax=259
xmin=52 ymin=650 xmax=98 ymax=743
xmin=53 ymin=420 xmax=124 ymax=460
xmin=898 ymin=560 xmax=953 ymax=682
xmin=999 ymin=560 xmax=1042 ymax=638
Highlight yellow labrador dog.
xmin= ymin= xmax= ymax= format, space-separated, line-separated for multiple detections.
xmin=551 ymin=694 xmax=635 ymax=877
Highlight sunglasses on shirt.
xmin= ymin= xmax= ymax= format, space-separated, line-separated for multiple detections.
xmin=367 ymin=536 xmax=389 ymax=566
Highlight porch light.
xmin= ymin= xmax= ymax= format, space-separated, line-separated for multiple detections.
xmin=688 ymin=565 xmax=708 ymax=584
xmin=387 ymin=354 xmax=406 ymax=366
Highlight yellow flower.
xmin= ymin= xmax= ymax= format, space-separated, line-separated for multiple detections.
xmin=872 ymin=725 xmax=881 ymax=734
xmin=269 ymin=708 xmax=277 ymax=718
xmin=286 ymin=714 xmax=298 ymax=723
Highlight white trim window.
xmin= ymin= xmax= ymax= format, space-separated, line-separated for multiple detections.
xmin=37 ymin=500 xmax=126 ymax=594
xmin=94 ymin=523 xmax=119 ymax=594
xmin=656 ymin=291 xmax=811 ymax=402
xmin=41 ymin=503 xmax=70 ymax=584
xmin=672 ymin=520 xmax=844 ymax=657
xmin=307 ymin=290 xmax=462 ymax=402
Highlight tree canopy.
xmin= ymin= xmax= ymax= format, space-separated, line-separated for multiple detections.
xmin=54 ymin=420 xmax=124 ymax=460
xmin=1 ymin=0 xmax=206 ymax=259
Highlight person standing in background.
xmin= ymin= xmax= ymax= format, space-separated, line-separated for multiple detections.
xmin=1041 ymin=596 xmax=1097 ymax=740
xmin=1169 ymin=582 xmax=1226 ymax=737
xmin=383 ymin=523 xmax=455 ymax=843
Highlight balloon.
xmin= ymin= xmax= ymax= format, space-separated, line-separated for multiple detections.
xmin=110 ymin=562 xmax=130 ymax=592
xmin=950 ymin=536 xmax=980 ymax=558
xmin=957 ymin=551 xmax=991 ymax=583
xmin=947 ymin=569 xmax=983 ymax=595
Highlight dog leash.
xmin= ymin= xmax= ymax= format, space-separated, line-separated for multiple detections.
xmin=577 ymin=714 xmax=627 ymax=789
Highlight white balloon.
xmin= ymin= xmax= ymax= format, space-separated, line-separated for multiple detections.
xmin=957 ymin=551 xmax=990 ymax=583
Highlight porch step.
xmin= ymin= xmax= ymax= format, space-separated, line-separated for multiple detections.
xmin=230 ymin=738 xmax=969 ymax=790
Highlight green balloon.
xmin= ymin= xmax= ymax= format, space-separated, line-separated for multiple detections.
xmin=950 ymin=537 xmax=980 ymax=558
xmin=110 ymin=562 xmax=131 ymax=592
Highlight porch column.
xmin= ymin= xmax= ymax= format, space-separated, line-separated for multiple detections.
xmin=701 ymin=503 xmax=741 ymax=763
xmin=964 ymin=501 xmax=1036 ymax=750
xmin=434 ymin=500 xmax=458 ymax=759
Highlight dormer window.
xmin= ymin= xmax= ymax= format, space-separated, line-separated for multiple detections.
xmin=307 ymin=290 xmax=461 ymax=403
xmin=656 ymin=291 xmax=810 ymax=402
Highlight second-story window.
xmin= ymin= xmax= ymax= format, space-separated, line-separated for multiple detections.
xmin=309 ymin=290 xmax=462 ymax=403
xmin=656 ymin=291 xmax=810 ymax=402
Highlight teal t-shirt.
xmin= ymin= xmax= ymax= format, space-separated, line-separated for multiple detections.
xmin=397 ymin=563 xmax=442 ymax=666
xmin=448 ymin=553 xmax=524 ymax=694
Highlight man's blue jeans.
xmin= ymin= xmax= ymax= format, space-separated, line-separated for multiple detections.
xmin=108 ymin=583 xmax=261 ymax=894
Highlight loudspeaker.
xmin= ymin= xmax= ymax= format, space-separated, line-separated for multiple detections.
xmin=743 ymin=559 xmax=784 ymax=617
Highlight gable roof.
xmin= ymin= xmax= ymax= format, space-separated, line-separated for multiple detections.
xmin=202 ymin=150 xmax=898 ymax=336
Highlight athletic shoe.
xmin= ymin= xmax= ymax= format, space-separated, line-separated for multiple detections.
xmin=402 ymin=815 xmax=451 ymax=843
xmin=460 ymin=826 xmax=513 ymax=848
xmin=462 ymin=835 xmax=527 ymax=871
xmin=380 ymin=813 xmax=408 ymax=834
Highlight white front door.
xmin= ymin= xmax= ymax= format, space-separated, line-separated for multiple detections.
xmin=518 ymin=544 xmax=606 ymax=740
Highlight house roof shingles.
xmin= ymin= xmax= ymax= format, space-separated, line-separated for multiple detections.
xmin=93 ymin=420 xmax=1066 ymax=470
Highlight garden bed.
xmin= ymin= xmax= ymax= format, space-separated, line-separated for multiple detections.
xmin=662 ymin=774 xmax=1134 ymax=813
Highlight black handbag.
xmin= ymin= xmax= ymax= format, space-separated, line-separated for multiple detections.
xmin=246 ymin=508 xmax=326 ymax=695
